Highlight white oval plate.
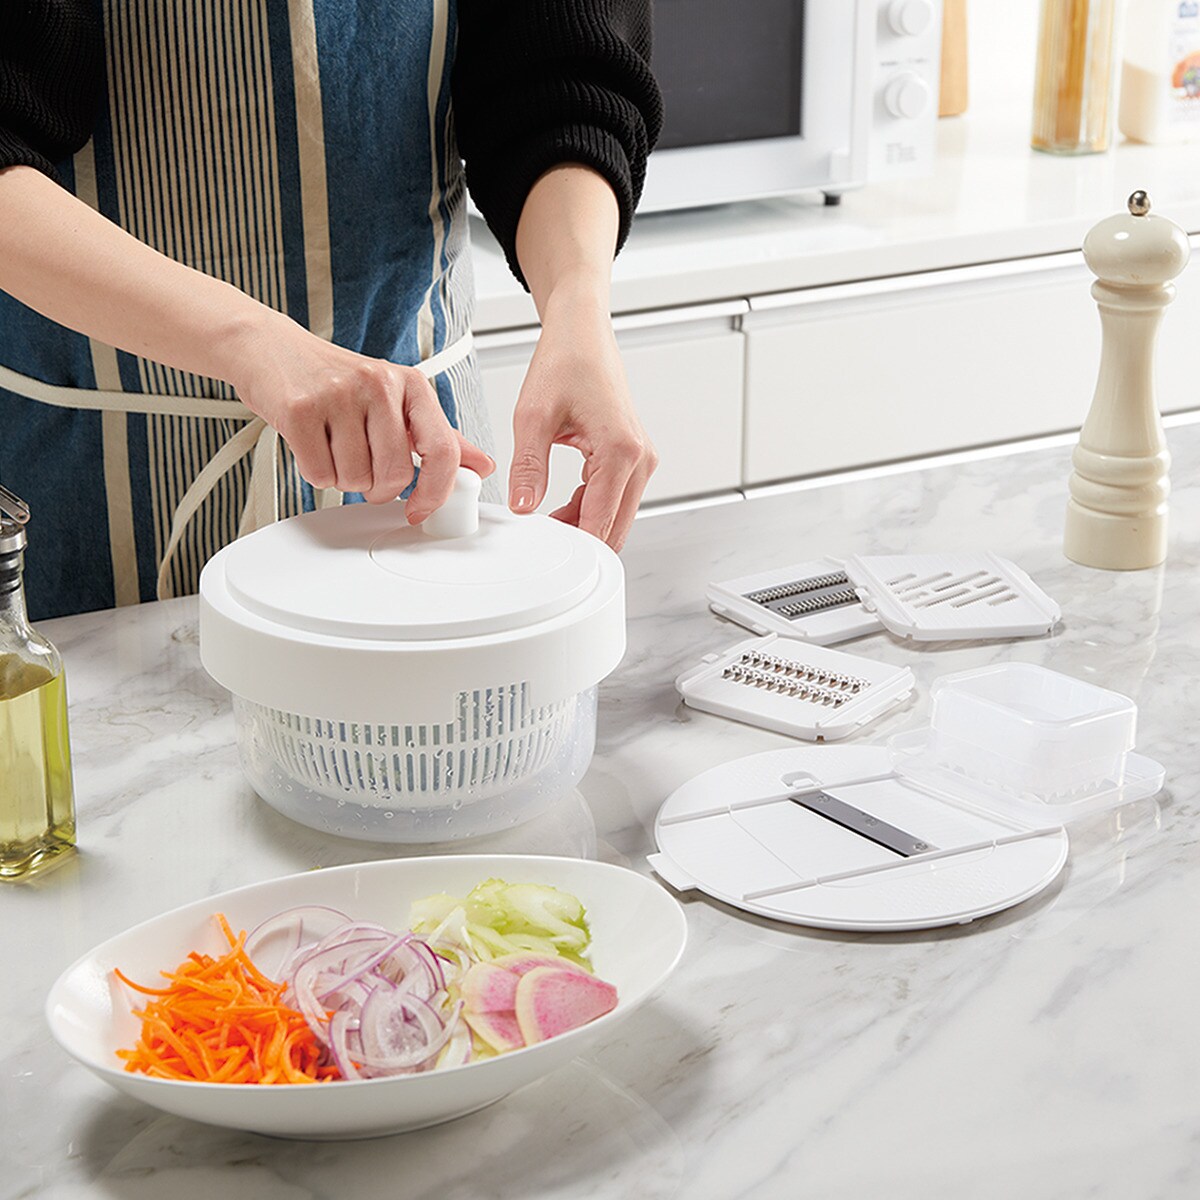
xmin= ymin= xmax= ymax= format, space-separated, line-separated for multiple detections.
xmin=46 ymin=855 xmax=687 ymax=1140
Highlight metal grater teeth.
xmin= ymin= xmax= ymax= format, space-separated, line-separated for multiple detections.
xmin=745 ymin=572 xmax=849 ymax=604
xmin=741 ymin=571 xmax=862 ymax=624
xmin=776 ymin=588 xmax=860 ymax=618
xmin=716 ymin=649 xmax=871 ymax=708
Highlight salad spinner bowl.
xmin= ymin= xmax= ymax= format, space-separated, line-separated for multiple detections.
xmin=46 ymin=855 xmax=687 ymax=1139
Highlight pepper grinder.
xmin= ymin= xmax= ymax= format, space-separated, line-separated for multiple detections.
xmin=1064 ymin=191 xmax=1191 ymax=570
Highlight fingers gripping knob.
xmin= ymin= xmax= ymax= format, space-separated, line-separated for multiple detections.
xmin=421 ymin=467 xmax=482 ymax=539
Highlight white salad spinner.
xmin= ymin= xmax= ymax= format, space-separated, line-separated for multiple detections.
xmin=199 ymin=470 xmax=625 ymax=842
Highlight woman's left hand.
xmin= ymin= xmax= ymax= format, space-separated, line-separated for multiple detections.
xmin=507 ymin=295 xmax=657 ymax=552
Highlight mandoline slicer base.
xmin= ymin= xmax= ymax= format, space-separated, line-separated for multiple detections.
xmin=649 ymin=746 xmax=1069 ymax=932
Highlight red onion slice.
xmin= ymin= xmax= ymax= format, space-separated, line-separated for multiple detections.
xmin=328 ymin=1010 xmax=363 ymax=1081
xmin=256 ymin=912 xmax=468 ymax=1080
xmin=356 ymin=989 xmax=459 ymax=1072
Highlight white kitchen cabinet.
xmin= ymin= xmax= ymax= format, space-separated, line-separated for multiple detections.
xmin=741 ymin=242 xmax=1200 ymax=485
xmin=476 ymin=303 xmax=746 ymax=511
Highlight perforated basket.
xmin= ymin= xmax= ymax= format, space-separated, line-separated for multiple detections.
xmin=232 ymin=687 xmax=599 ymax=842
xmin=237 ymin=684 xmax=586 ymax=804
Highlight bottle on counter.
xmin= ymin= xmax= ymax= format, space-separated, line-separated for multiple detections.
xmin=0 ymin=484 xmax=76 ymax=880
xmin=1119 ymin=0 xmax=1200 ymax=144
xmin=1032 ymin=0 xmax=1119 ymax=153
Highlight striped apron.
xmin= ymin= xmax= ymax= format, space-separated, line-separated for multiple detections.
xmin=0 ymin=0 xmax=490 ymax=620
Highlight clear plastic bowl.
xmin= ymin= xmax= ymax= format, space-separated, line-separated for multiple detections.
xmin=233 ymin=686 xmax=598 ymax=842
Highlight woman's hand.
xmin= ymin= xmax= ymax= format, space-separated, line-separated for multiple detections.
xmin=509 ymin=164 xmax=658 ymax=551
xmin=508 ymin=289 xmax=656 ymax=551
xmin=227 ymin=312 xmax=494 ymax=525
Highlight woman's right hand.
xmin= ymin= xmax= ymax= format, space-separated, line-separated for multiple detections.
xmin=226 ymin=313 xmax=494 ymax=524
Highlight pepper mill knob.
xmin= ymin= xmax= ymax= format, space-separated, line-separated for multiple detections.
xmin=1064 ymin=191 xmax=1191 ymax=570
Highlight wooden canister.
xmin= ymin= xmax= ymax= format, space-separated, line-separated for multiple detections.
xmin=940 ymin=0 xmax=969 ymax=115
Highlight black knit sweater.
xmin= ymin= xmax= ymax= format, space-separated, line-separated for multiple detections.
xmin=0 ymin=0 xmax=662 ymax=287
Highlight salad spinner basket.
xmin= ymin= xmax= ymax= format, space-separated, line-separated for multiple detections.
xmin=199 ymin=471 xmax=625 ymax=842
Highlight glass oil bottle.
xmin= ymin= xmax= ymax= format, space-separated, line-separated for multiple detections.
xmin=0 ymin=484 xmax=76 ymax=879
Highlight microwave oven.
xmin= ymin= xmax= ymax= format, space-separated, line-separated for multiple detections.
xmin=639 ymin=0 xmax=944 ymax=212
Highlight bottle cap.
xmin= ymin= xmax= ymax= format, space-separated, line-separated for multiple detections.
xmin=0 ymin=483 xmax=28 ymax=555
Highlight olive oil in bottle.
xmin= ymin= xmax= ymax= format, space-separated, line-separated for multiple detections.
xmin=0 ymin=485 xmax=76 ymax=879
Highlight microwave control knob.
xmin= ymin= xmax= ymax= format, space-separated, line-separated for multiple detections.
xmin=887 ymin=0 xmax=934 ymax=36
xmin=883 ymin=72 xmax=931 ymax=119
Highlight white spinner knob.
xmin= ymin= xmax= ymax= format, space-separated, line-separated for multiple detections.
xmin=888 ymin=0 xmax=934 ymax=36
xmin=421 ymin=467 xmax=481 ymax=539
xmin=883 ymin=72 xmax=931 ymax=119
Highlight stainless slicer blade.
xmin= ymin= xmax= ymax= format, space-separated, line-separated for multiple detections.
xmin=791 ymin=790 xmax=937 ymax=857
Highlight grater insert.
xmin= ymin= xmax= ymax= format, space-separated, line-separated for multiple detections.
xmin=708 ymin=558 xmax=883 ymax=644
xmin=676 ymin=634 xmax=913 ymax=742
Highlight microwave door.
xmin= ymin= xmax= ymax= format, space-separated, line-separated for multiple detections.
xmin=639 ymin=0 xmax=869 ymax=213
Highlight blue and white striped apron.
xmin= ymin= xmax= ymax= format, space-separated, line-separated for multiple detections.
xmin=0 ymin=0 xmax=490 ymax=619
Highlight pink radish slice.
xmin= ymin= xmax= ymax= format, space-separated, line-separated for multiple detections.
xmin=514 ymin=967 xmax=618 ymax=1046
xmin=490 ymin=951 xmax=591 ymax=977
xmin=463 ymin=1008 xmax=525 ymax=1053
xmin=461 ymin=962 xmax=520 ymax=1013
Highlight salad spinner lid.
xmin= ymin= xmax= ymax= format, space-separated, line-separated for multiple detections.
xmin=215 ymin=495 xmax=604 ymax=641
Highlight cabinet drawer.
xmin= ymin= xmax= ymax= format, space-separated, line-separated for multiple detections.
xmin=742 ymin=248 xmax=1200 ymax=485
xmin=477 ymin=317 xmax=745 ymax=510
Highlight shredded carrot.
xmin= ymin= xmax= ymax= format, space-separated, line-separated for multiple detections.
xmin=114 ymin=913 xmax=339 ymax=1085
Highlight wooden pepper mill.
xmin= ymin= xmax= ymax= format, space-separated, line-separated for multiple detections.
xmin=1064 ymin=191 xmax=1191 ymax=570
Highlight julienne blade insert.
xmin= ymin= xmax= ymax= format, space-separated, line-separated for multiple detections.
xmin=743 ymin=571 xmax=861 ymax=620
xmin=706 ymin=557 xmax=884 ymax=644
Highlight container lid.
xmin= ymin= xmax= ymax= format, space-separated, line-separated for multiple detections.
xmin=0 ymin=482 xmax=29 ymax=556
xmin=198 ymin=472 xmax=626 ymax=720
xmin=220 ymin=499 xmax=601 ymax=641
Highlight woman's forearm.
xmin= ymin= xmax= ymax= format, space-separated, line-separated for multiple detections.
xmin=0 ymin=164 xmax=279 ymax=383
xmin=507 ymin=163 xmax=656 ymax=549
xmin=513 ymin=163 xmax=619 ymax=324
xmin=0 ymin=163 xmax=493 ymax=518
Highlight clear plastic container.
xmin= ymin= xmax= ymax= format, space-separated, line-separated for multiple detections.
xmin=1118 ymin=0 xmax=1200 ymax=144
xmin=889 ymin=662 xmax=1156 ymax=826
xmin=234 ymin=687 xmax=598 ymax=842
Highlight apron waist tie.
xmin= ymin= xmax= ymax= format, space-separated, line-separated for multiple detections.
xmin=0 ymin=330 xmax=474 ymax=600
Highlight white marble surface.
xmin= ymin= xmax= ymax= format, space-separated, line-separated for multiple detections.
xmin=7 ymin=421 xmax=1200 ymax=1199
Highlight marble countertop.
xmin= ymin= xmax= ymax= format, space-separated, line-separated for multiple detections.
xmin=472 ymin=0 xmax=1200 ymax=333
xmin=471 ymin=108 xmax=1200 ymax=331
xmin=7 ymin=421 xmax=1200 ymax=1199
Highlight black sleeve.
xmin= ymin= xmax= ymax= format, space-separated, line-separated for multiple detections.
xmin=0 ymin=0 xmax=105 ymax=182
xmin=452 ymin=0 xmax=663 ymax=288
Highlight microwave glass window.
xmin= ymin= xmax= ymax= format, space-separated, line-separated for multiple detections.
xmin=653 ymin=0 xmax=805 ymax=151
